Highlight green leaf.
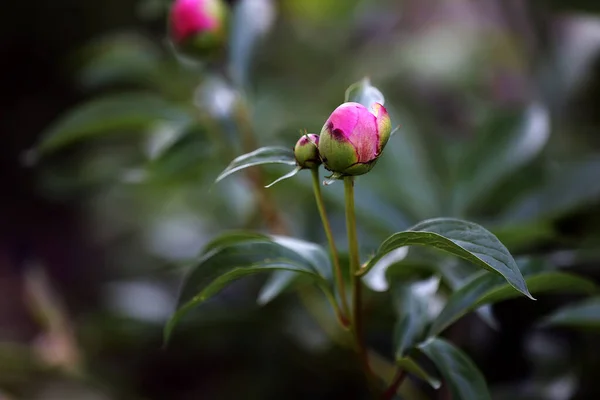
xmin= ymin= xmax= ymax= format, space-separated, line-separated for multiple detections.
xmin=256 ymin=235 xmax=333 ymax=304
xmin=34 ymin=93 xmax=191 ymax=155
xmin=271 ymin=235 xmax=331 ymax=279
xmin=437 ymin=261 xmax=499 ymax=330
xmin=202 ymin=231 xmax=270 ymax=253
xmin=265 ymin=166 xmax=302 ymax=188
xmin=77 ymin=33 xmax=162 ymax=89
xmin=418 ymin=338 xmax=491 ymax=400
xmin=344 ymin=77 xmax=385 ymax=110
xmin=393 ymin=278 xmax=438 ymax=358
xmin=204 ymin=231 xmax=331 ymax=279
xmin=361 ymin=218 xmax=533 ymax=300
xmin=541 ymin=297 xmax=600 ymax=331
xmin=500 ymin=156 xmax=600 ymax=225
xmin=396 ymin=357 xmax=441 ymax=390
xmin=164 ymin=241 xmax=328 ymax=344
xmin=201 ymin=231 xmax=332 ymax=305
xmin=453 ymin=103 xmax=550 ymax=214
xmin=215 ymin=146 xmax=297 ymax=183
xmin=257 ymin=270 xmax=298 ymax=305
xmin=430 ymin=271 xmax=596 ymax=337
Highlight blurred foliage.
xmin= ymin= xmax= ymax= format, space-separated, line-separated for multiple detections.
xmin=2 ymin=0 xmax=600 ymax=399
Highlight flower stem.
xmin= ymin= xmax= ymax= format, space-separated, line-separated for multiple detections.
xmin=382 ymin=369 xmax=407 ymax=400
xmin=344 ymin=176 xmax=375 ymax=391
xmin=311 ymin=168 xmax=350 ymax=327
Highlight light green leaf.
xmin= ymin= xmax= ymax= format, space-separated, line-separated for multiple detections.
xmin=430 ymin=271 xmax=596 ymax=337
xmin=541 ymin=297 xmax=600 ymax=331
xmin=271 ymin=235 xmax=331 ymax=279
xmin=215 ymin=146 xmax=297 ymax=183
xmin=257 ymin=270 xmax=298 ymax=305
xmin=257 ymin=234 xmax=334 ymax=305
xmin=34 ymin=93 xmax=191 ymax=155
xmin=419 ymin=338 xmax=491 ymax=400
xmin=344 ymin=77 xmax=385 ymax=110
xmin=164 ymin=241 xmax=328 ymax=344
xmin=396 ymin=357 xmax=441 ymax=390
xmin=204 ymin=230 xmax=331 ymax=280
xmin=201 ymin=231 xmax=332 ymax=305
xmin=361 ymin=218 xmax=533 ymax=300
xmin=265 ymin=166 xmax=302 ymax=188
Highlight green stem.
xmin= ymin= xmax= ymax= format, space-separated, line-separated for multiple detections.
xmin=318 ymin=283 xmax=349 ymax=331
xmin=311 ymin=168 xmax=350 ymax=327
xmin=344 ymin=176 xmax=375 ymax=392
xmin=382 ymin=369 xmax=407 ymax=400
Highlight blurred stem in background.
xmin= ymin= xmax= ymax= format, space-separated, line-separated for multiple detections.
xmin=310 ymin=167 xmax=350 ymax=326
xmin=24 ymin=264 xmax=82 ymax=377
xmin=232 ymin=96 xmax=289 ymax=235
xmin=382 ymin=369 xmax=408 ymax=400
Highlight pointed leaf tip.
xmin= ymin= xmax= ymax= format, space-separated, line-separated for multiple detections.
xmin=265 ymin=166 xmax=301 ymax=188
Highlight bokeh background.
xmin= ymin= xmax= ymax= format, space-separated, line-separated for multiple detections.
xmin=2 ymin=0 xmax=600 ymax=399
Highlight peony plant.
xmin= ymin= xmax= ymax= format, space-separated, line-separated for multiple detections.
xmin=165 ymin=78 xmax=546 ymax=399
xmin=161 ymin=3 xmax=595 ymax=399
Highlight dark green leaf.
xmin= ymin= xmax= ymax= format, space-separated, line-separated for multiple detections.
xmin=541 ymin=297 xmax=600 ymax=331
xmin=500 ymin=157 xmax=600 ymax=225
xmin=393 ymin=278 xmax=438 ymax=358
xmin=430 ymin=271 xmax=595 ymax=336
xmin=396 ymin=357 xmax=441 ymax=389
xmin=215 ymin=147 xmax=297 ymax=183
xmin=35 ymin=93 xmax=191 ymax=154
xmin=419 ymin=338 xmax=491 ymax=400
xmin=362 ymin=218 xmax=533 ymax=299
xmin=77 ymin=34 xmax=162 ymax=89
xmin=164 ymin=241 xmax=327 ymax=344
xmin=453 ymin=103 xmax=549 ymax=214
xmin=437 ymin=262 xmax=499 ymax=331
xmin=376 ymin=127 xmax=443 ymax=221
xmin=202 ymin=231 xmax=270 ymax=253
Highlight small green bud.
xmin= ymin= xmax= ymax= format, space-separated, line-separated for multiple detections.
xmin=294 ymin=134 xmax=321 ymax=169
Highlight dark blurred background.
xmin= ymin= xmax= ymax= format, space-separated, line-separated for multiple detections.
xmin=2 ymin=0 xmax=600 ymax=399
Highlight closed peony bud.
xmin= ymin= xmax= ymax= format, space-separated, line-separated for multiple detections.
xmin=169 ymin=0 xmax=227 ymax=60
xmin=318 ymin=102 xmax=391 ymax=176
xmin=294 ymin=134 xmax=321 ymax=169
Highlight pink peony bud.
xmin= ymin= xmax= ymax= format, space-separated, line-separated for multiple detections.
xmin=168 ymin=0 xmax=227 ymax=60
xmin=318 ymin=102 xmax=391 ymax=176
xmin=294 ymin=134 xmax=321 ymax=169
